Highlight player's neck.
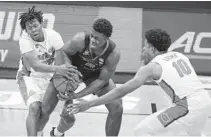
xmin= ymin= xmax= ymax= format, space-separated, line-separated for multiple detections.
xmin=154 ymin=51 xmax=167 ymax=57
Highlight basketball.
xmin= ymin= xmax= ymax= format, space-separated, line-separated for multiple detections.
xmin=52 ymin=73 xmax=80 ymax=95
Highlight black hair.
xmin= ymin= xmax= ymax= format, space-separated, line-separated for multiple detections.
xmin=93 ymin=18 xmax=113 ymax=37
xmin=19 ymin=6 xmax=43 ymax=30
xmin=145 ymin=29 xmax=171 ymax=52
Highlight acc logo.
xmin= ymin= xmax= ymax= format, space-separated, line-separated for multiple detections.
xmin=168 ymin=32 xmax=211 ymax=59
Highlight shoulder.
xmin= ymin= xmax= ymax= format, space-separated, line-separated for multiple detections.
xmin=147 ymin=62 xmax=162 ymax=81
xmin=62 ymin=32 xmax=86 ymax=54
xmin=108 ymin=40 xmax=120 ymax=60
xmin=72 ymin=32 xmax=86 ymax=42
xmin=19 ymin=37 xmax=34 ymax=54
xmin=109 ymin=47 xmax=120 ymax=61
xmin=109 ymin=39 xmax=117 ymax=50
xmin=19 ymin=31 xmax=31 ymax=41
xmin=71 ymin=32 xmax=86 ymax=51
xmin=133 ymin=62 xmax=162 ymax=84
xmin=19 ymin=32 xmax=33 ymax=45
xmin=45 ymin=28 xmax=61 ymax=37
xmin=105 ymin=45 xmax=121 ymax=68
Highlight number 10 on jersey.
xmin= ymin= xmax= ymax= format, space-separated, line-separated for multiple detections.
xmin=172 ymin=59 xmax=192 ymax=77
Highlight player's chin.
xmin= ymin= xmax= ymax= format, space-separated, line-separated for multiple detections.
xmin=144 ymin=60 xmax=151 ymax=65
xmin=141 ymin=56 xmax=147 ymax=65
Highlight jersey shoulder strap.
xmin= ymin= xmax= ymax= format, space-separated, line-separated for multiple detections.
xmin=102 ymin=39 xmax=116 ymax=60
xmin=83 ymin=31 xmax=90 ymax=52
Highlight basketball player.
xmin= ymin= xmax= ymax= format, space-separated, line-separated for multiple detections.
xmin=42 ymin=18 xmax=123 ymax=136
xmin=16 ymin=6 xmax=78 ymax=136
xmin=68 ymin=29 xmax=211 ymax=136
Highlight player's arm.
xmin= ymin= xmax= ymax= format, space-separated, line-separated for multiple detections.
xmin=20 ymin=37 xmax=58 ymax=73
xmin=87 ymin=62 xmax=162 ymax=107
xmin=20 ymin=36 xmax=76 ymax=75
xmin=62 ymin=32 xmax=85 ymax=65
xmin=23 ymin=50 xmax=62 ymax=73
xmin=75 ymin=48 xmax=121 ymax=98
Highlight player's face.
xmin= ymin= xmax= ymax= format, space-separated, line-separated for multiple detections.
xmin=90 ymin=29 xmax=108 ymax=48
xmin=141 ymin=39 xmax=155 ymax=64
xmin=25 ymin=18 xmax=43 ymax=42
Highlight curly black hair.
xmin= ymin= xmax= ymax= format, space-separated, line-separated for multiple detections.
xmin=93 ymin=18 xmax=113 ymax=37
xmin=145 ymin=29 xmax=171 ymax=52
xmin=19 ymin=6 xmax=43 ymax=30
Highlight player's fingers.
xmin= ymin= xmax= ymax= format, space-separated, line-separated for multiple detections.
xmin=67 ymin=104 xmax=79 ymax=110
xmin=68 ymin=110 xmax=74 ymax=115
xmin=70 ymin=76 xmax=77 ymax=83
xmin=57 ymin=93 xmax=69 ymax=100
xmin=66 ymin=107 xmax=75 ymax=112
xmin=69 ymin=108 xmax=79 ymax=114
xmin=67 ymin=106 xmax=80 ymax=114
xmin=57 ymin=94 xmax=66 ymax=101
xmin=67 ymin=103 xmax=76 ymax=108
xmin=77 ymin=71 xmax=83 ymax=78
xmin=65 ymin=64 xmax=77 ymax=69
xmin=73 ymin=109 xmax=79 ymax=114
xmin=70 ymin=73 xmax=79 ymax=81
xmin=59 ymin=93 xmax=69 ymax=99
xmin=67 ymin=68 xmax=79 ymax=74
xmin=72 ymin=69 xmax=82 ymax=78
xmin=65 ymin=73 xmax=76 ymax=81
xmin=65 ymin=74 xmax=73 ymax=80
xmin=66 ymin=71 xmax=82 ymax=83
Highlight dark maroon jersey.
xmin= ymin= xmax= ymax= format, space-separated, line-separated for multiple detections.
xmin=69 ymin=33 xmax=116 ymax=81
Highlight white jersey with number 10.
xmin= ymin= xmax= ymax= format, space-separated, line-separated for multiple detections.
xmin=151 ymin=51 xmax=204 ymax=102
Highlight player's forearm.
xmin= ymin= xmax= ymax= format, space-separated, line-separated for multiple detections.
xmin=76 ymin=79 xmax=107 ymax=98
xmin=89 ymin=85 xmax=126 ymax=107
xmin=54 ymin=50 xmax=65 ymax=65
xmin=31 ymin=62 xmax=56 ymax=73
xmin=89 ymin=78 xmax=140 ymax=107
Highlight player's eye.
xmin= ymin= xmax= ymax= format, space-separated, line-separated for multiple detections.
xmin=34 ymin=24 xmax=38 ymax=28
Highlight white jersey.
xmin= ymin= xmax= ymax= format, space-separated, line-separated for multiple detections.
xmin=151 ymin=52 xmax=205 ymax=102
xmin=16 ymin=28 xmax=64 ymax=80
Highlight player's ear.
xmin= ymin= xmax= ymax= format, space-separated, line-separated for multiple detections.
xmin=150 ymin=46 xmax=156 ymax=53
xmin=41 ymin=23 xmax=44 ymax=28
xmin=40 ymin=20 xmax=44 ymax=28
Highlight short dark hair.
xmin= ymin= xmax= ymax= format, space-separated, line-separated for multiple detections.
xmin=19 ymin=6 xmax=43 ymax=30
xmin=93 ymin=18 xmax=113 ymax=37
xmin=145 ymin=29 xmax=171 ymax=52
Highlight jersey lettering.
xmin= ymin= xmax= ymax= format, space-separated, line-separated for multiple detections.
xmin=172 ymin=59 xmax=192 ymax=77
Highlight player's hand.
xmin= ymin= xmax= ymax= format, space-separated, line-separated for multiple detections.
xmin=65 ymin=64 xmax=83 ymax=77
xmin=66 ymin=99 xmax=91 ymax=114
xmin=57 ymin=91 xmax=78 ymax=101
xmin=54 ymin=64 xmax=82 ymax=80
